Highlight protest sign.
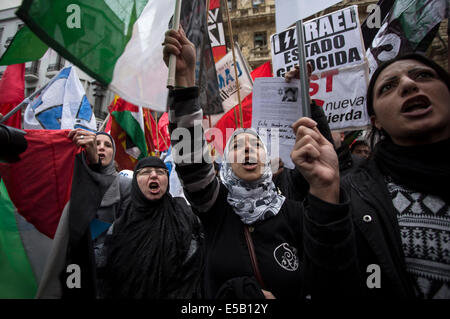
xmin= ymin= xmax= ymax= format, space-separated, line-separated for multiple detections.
xmin=271 ymin=5 xmax=364 ymax=77
xmin=309 ymin=62 xmax=370 ymax=130
xmin=275 ymin=0 xmax=343 ymax=32
xmin=215 ymin=45 xmax=253 ymax=112
xmin=252 ymin=77 xmax=304 ymax=169
xmin=208 ymin=0 xmax=227 ymax=62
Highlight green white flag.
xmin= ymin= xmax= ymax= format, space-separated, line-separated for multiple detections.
xmin=12 ymin=0 xmax=175 ymax=111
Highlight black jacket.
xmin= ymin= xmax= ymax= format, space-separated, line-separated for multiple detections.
xmin=340 ymin=159 xmax=417 ymax=298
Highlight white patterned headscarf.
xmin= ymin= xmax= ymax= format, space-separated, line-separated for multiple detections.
xmin=220 ymin=128 xmax=285 ymax=225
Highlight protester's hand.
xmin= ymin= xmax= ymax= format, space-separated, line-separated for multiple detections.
xmin=284 ymin=62 xmax=313 ymax=83
xmin=163 ymin=26 xmax=196 ymax=87
xmin=0 ymin=113 xmax=3 ymax=120
xmin=262 ymin=289 xmax=276 ymax=299
xmin=291 ymin=117 xmax=339 ymax=203
xmin=68 ymin=129 xmax=98 ymax=164
xmin=285 ymin=63 xmax=313 ymax=105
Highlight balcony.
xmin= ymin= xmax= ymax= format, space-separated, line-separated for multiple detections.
xmin=46 ymin=56 xmax=65 ymax=78
xmin=228 ymin=4 xmax=275 ymax=23
xmin=25 ymin=60 xmax=40 ymax=82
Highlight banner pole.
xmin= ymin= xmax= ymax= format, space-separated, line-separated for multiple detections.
xmin=167 ymin=0 xmax=182 ymax=88
xmin=99 ymin=113 xmax=110 ymax=132
xmin=223 ymin=0 xmax=243 ymax=128
xmin=295 ymin=19 xmax=311 ymax=118
xmin=154 ymin=111 xmax=160 ymax=154
xmin=0 ymin=84 xmax=45 ymax=124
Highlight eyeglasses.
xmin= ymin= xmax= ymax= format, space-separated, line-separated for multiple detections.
xmin=136 ymin=167 xmax=168 ymax=177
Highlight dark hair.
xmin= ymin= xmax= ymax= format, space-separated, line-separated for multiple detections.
xmin=366 ymin=53 xmax=450 ymax=147
xmin=350 ymin=140 xmax=369 ymax=153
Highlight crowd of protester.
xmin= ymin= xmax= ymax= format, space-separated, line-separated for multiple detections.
xmin=32 ymin=27 xmax=449 ymax=299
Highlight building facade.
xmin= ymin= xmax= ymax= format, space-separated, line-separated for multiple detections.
xmin=223 ymin=0 xmax=448 ymax=71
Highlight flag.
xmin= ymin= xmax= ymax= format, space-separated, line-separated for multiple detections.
xmin=0 ymin=63 xmax=25 ymax=128
xmin=23 ymin=66 xmax=96 ymax=131
xmin=363 ymin=0 xmax=449 ymax=75
xmin=181 ymin=0 xmax=223 ymax=116
xmin=0 ymin=130 xmax=77 ymax=238
xmin=12 ymin=0 xmax=222 ymax=115
xmin=0 ymin=26 xmax=48 ymax=66
xmin=0 ymin=130 xmax=77 ymax=298
xmin=206 ymin=61 xmax=272 ymax=154
xmin=0 ymin=179 xmax=37 ymax=298
xmin=275 ymin=0 xmax=342 ymax=32
xmin=143 ymin=111 xmax=171 ymax=153
xmin=109 ymin=97 xmax=150 ymax=171
xmin=208 ymin=0 xmax=227 ymax=62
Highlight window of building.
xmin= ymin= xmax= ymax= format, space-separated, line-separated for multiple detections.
xmin=227 ymin=0 xmax=237 ymax=11
xmin=254 ymin=32 xmax=267 ymax=48
xmin=252 ymin=0 xmax=265 ymax=6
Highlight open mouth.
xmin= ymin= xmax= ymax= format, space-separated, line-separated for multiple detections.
xmin=148 ymin=182 xmax=160 ymax=194
xmin=98 ymin=154 xmax=105 ymax=160
xmin=401 ymin=96 xmax=431 ymax=114
xmin=242 ymin=157 xmax=258 ymax=170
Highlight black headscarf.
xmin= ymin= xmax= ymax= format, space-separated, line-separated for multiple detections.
xmin=101 ymin=157 xmax=204 ymax=299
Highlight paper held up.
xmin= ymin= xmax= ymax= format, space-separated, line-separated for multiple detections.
xmin=251 ymin=77 xmax=304 ymax=169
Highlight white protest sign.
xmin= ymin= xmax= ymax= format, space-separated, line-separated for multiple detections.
xmin=271 ymin=6 xmax=364 ymax=77
xmin=309 ymin=62 xmax=370 ymax=131
xmin=275 ymin=0 xmax=342 ymax=32
xmin=216 ymin=45 xmax=253 ymax=109
xmin=205 ymin=45 xmax=253 ymax=128
xmin=252 ymin=77 xmax=304 ymax=169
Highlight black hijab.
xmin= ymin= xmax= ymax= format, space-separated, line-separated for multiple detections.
xmin=101 ymin=157 xmax=204 ymax=298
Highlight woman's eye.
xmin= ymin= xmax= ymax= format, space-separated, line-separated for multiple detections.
xmin=415 ymin=71 xmax=433 ymax=79
xmin=379 ymin=83 xmax=394 ymax=94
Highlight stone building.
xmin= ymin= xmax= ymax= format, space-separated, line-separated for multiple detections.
xmin=223 ymin=0 xmax=448 ymax=71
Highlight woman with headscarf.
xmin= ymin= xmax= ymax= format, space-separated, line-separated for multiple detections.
xmin=36 ymin=130 xmax=131 ymax=298
xmin=67 ymin=129 xmax=131 ymax=266
xmin=163 ymin=27 xmax=351 ymax=299
xmin=99 ymin=156 xmax=204 ymax=299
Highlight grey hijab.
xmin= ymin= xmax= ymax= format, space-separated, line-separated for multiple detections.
xmin=219 ymin=128 xmax=285 ymax=225
xmin=94 ymin=132 xmax=120 ymax=210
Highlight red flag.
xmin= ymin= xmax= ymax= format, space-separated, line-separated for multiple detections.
xmin=209 ymin=61 xmax=272 ymax=153
xmin=0 ymin=64 xmax=25 ymax=128
xmin=0 ymin=130 xmax=77 ymax=238
xmin=156 ymin=112 xmax=170 ymax=152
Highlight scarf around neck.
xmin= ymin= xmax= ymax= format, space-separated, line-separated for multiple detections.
xmin=373 ymin=138 xmax=450 ymax=202
xmin=220 ymin=128 xmax=285 ymax=225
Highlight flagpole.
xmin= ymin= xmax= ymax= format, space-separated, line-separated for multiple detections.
xmin=295 ymin=19 xmax=311 ymax=118
xmin=154 ymin=111 xmax=160 ymax=154
xmin=99 ymin=113 xmax=110 ymax=132
xmin=0 ymin=85 xmax=45 ymax=124
xmin=167 ymin=0 xmax=183 ymax=88
xmin=223 ymin=0 xmax=243 ymax=128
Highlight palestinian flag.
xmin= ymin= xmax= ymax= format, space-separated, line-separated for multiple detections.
xmin=109 ymin=97 xmax=154 ymax=171
xmin=363 ymin=0 xmax=448 ymax=74
xmin=2 ymin=0 xmax=221 ymax=115
xmin=0 ymin=130 xmax=77 ymax=298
